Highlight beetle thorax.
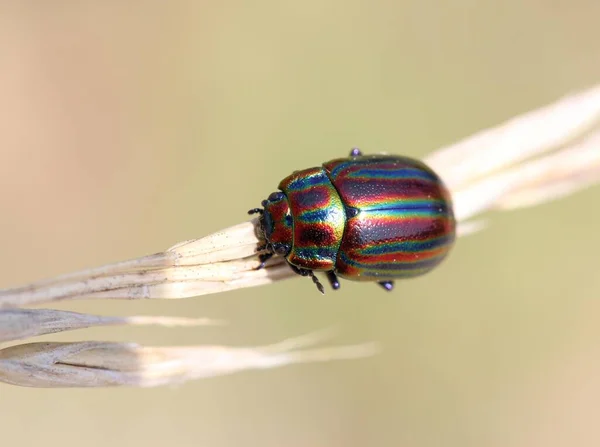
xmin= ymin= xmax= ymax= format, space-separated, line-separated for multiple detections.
xmin=260 ymin=191 xmax=293 ymax=256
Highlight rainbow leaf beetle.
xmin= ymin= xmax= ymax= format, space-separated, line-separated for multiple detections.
xmin=249 ymin=148 xmax=456 ymax=293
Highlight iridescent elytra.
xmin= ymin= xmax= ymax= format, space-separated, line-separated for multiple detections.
xmin=248 ymin=148 xmax=456 ymax=293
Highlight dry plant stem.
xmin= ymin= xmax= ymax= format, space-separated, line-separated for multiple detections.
xmin=451 ymin=127 xmax=600 ymax=223
xmin=0 ymin=332 xmax=380 ymax=387
xmin=496 ymin=130 xmax=600 ymax=210
xmin=1 ymin=85 xmax=600 ymax=308
xmin=0 ymin=308 xmax=223 ymax=343
xmin=425 ymin=84 xmax=600 ymax=191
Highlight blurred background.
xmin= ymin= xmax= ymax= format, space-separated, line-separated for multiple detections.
xmin=1 ymin=1 xmax=600 ymax=446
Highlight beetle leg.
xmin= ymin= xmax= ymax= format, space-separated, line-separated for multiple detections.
xmin=326 ymin=271 xmax=340 ymax=290
xmin=289 ymin=264 xmax=307 ymax=276
xmin=349 ymin=147 xmax=362 ymax=157
xmin=256 ymin=243 xmax=268 ymax=252
xmin=255 ymin=252 xmax=273 ymax=270
xmin=248 ymin=208 xmax=264 ymax=215
xmin=289 ymin=265 xmax=325 ymax=294
xmin=378 ymin=281 xmax=394 ymax=291
xmin=308 ymin=271 xmax=325 ymax=294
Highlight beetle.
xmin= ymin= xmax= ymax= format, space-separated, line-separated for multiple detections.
xmin=248 ymin=148 xmax=455 ymax=293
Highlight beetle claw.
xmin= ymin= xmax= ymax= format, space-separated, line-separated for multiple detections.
xmin=378 ymin=281 xmax=394 ymax=291
xmin=326 ymin=271 xmax=340 ymax=290
xmin=254 ymin=252 xmax=273 ymax=270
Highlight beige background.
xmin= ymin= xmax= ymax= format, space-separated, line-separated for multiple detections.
xmin=1 ymin=2 xmax=600 ymax=447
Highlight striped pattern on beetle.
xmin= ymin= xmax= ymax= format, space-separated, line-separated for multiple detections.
xmin=249 ymin=148 xmax=456 ymax=293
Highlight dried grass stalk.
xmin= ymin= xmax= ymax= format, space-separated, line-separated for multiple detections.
xmin=1 ymin=84 xmax=600 ymax=387
xmin=425 ymin=84 xmax=600 ymax=190
xmin=0 ymin=309 xmax=224 ymax=343
xmin=0 ymin=330 xmax=379 ymax=387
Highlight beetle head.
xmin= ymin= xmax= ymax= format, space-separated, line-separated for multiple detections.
xmin=256 ymin=191 xmax=293 ymax=256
